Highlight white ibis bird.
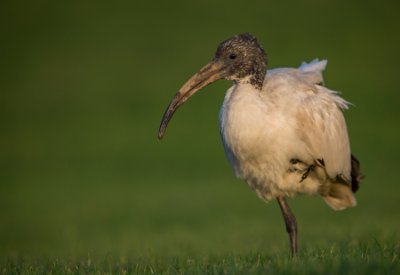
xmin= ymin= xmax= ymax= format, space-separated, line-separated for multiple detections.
xmin=158 ymin=33 xmax=362 ymax=257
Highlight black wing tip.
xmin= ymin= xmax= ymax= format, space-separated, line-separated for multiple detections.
xmin=350 ymin=154 xmax=364 ymax=193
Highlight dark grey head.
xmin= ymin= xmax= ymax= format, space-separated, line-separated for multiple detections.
xmin=214 ymin=33 xmax=267 ymax=89
xmin=158 ymin=33 xmax=268 ymax=139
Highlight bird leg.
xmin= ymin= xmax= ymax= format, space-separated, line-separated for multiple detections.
xmin=276 ymin=196 xmax=298 ymax=258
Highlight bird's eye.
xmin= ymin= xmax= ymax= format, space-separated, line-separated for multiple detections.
xmin=229 ymin=53 xmax=237 ymax=59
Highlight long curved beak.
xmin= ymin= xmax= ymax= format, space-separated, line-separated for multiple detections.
xmin=158 ymin=60 xmax=226 ymax=139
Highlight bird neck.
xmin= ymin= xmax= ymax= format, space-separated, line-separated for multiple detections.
xmin=249 ymin=70 xmax=265 ymax=90
xmin=235 ymin=70 xmax=265 ymax=90
xmin=248 ymin=57 xmax=267 ymax=90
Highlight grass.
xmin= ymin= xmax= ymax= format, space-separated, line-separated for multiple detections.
xmin=1 ymin=0 xmax=400 ymax=273
xmin=2 ymin=241 xmax=400 ymax=274
xmin=1 ymin=179 xmax=399 ymax=273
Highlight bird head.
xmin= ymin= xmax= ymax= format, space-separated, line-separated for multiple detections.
xmin=214 ymin=33 xmax=267 ymax=88
xmin=158 ymin=33 xmax=267 ymax=139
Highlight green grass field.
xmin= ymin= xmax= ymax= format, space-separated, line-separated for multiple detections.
xmin=1 ymin=0 xmax=400 ymax=273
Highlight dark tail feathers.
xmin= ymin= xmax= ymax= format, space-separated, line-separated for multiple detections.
xmin=350 ymin=154 xmax=364 ymax=193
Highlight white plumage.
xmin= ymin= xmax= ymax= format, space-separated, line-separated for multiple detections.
xmin=219 ymin=59 xmax=355 ymax=210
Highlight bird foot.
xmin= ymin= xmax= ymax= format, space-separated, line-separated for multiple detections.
xmin=288 ymin=158 xmax=307 ymax=172
xmin=300 ymin=165 xmax=315 ymax=182
xmin=288 ymin=159 xmax=315 ymax=183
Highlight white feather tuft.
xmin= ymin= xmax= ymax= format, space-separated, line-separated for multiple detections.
xmin=299 ymin=59 xmax=328 ymax=73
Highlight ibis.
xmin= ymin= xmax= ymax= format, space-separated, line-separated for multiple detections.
xmin=158 ymin=33 xmax=362 ymax=257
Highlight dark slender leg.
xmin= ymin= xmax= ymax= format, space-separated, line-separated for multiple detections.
xmin=276 ymin=196 xmax=297 ymax=258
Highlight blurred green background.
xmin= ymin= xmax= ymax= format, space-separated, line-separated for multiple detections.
xmin=1 ymin=0 xmax=399 ymax=259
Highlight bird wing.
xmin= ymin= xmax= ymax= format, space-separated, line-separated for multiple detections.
xmin=296 ymin=88 xmax=351 ymax=180
xmin=295 ymin=60 xmax=351 ymax=180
